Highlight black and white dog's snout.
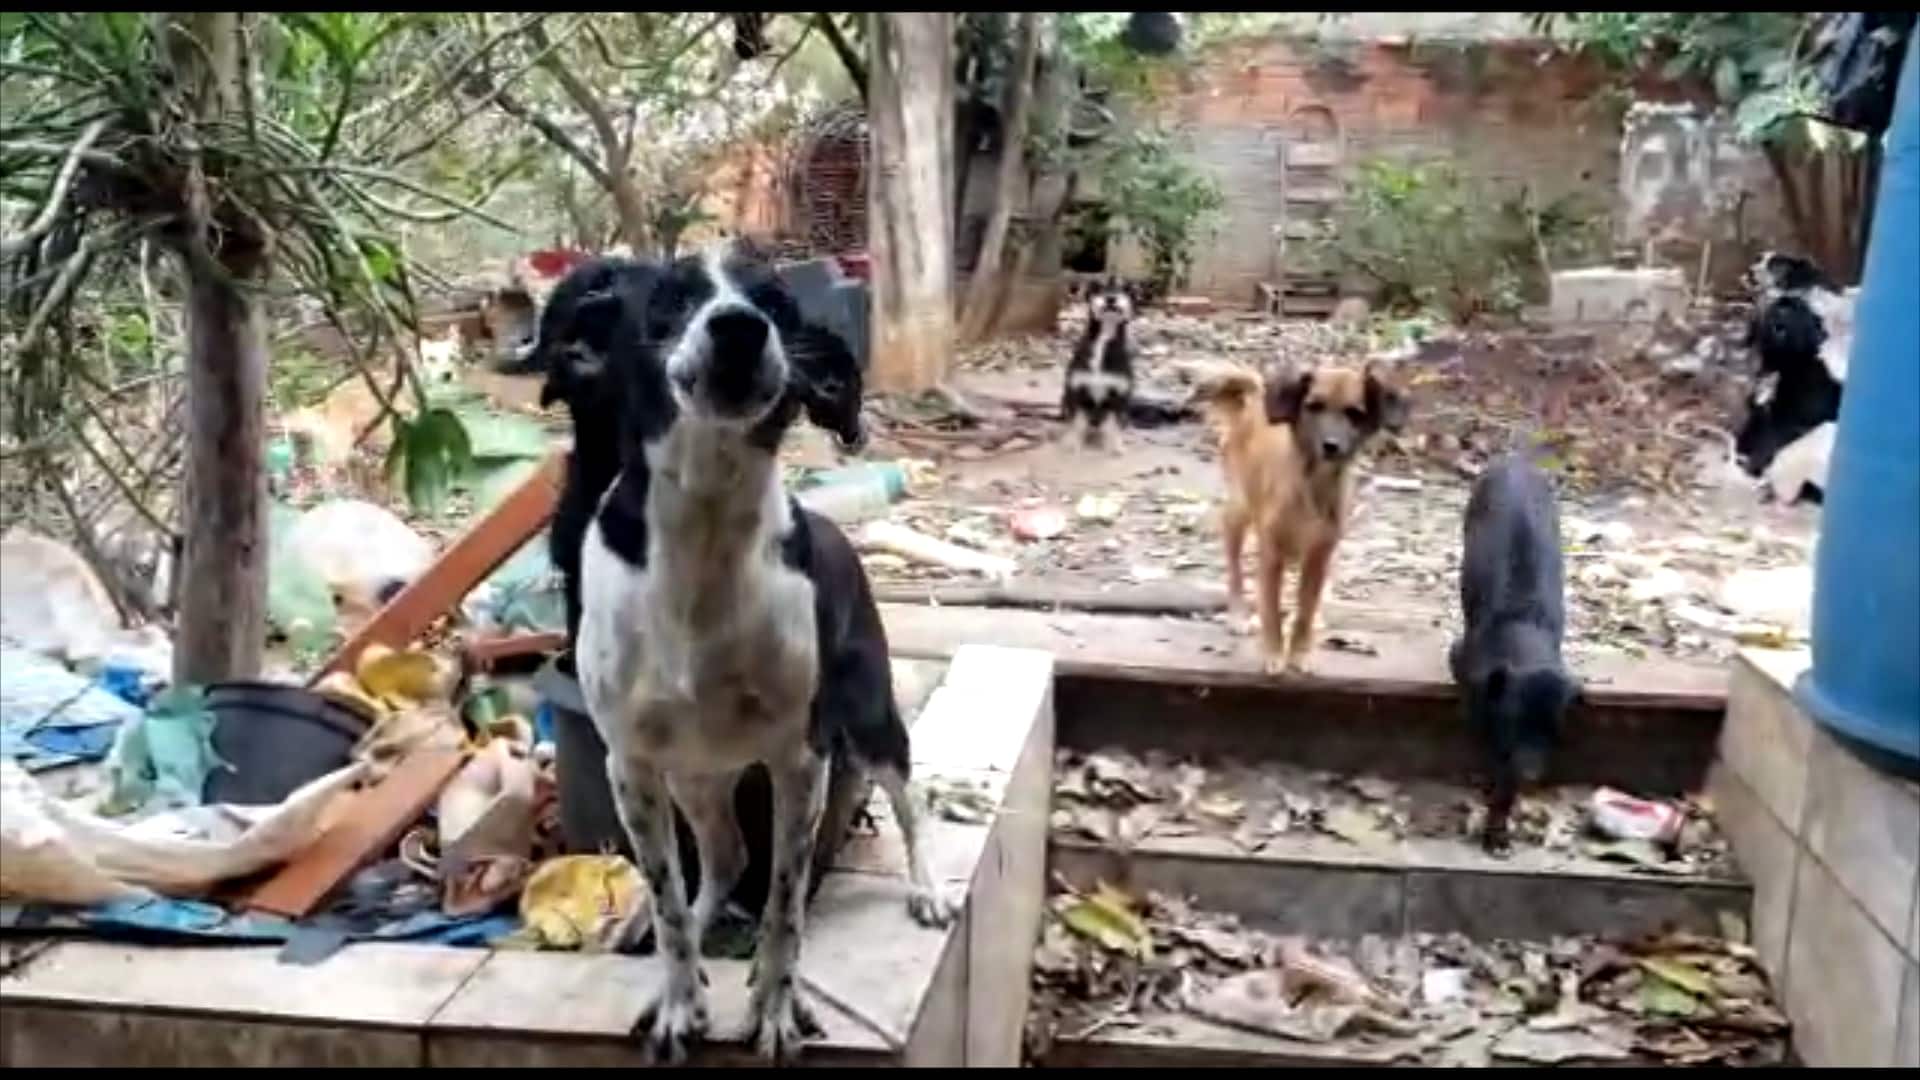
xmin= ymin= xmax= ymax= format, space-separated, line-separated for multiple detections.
xmin=670 ymin=301 xmax=788 ymax=421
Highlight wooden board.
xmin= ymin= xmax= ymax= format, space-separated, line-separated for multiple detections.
xmin=243 ymin=748 xmax=467 ymax=917
xmin=876 ymin=602 xmax=1727 ymax=711
xmin=312 ymin=451 xmax=565 ymax=685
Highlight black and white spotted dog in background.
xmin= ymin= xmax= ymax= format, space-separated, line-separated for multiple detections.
xmin=1735 ymin=252 xmax=1858 ymax=504
xmin=1061 ymin=276 xmax=1140 ymax=452
xmin=540 ymin=244 xmax=953 ymax=1064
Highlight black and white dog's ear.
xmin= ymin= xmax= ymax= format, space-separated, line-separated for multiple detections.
xmin=537 ymin=290 xmax=623 ymax=408
xmin=788 ymin=322 xmax=867 ymax=452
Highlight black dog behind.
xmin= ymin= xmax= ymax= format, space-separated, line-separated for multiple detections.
xmin=1449 ymin=454 xmax=1581 ymax=855
xmin=1060 ymin=276 xmax=1138 ymax=450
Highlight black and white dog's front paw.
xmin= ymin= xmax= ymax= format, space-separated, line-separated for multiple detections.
xmin=907 ymin=886 xmax=958 ymax=928
xmin=744 ymin=977 xmax=822 ymax=1064
xmin=637 ymin=969 xmax=710 ymax=1064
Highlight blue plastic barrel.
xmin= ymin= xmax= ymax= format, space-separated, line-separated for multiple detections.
xmin=1795 ymin=39 xmax=1920 ymax=773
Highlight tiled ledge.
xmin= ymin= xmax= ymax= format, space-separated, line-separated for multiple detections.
xmin=1709 ymin=649 xmax=1919 ymax=1068
xmin=0 ymin=645 xmax=1057 ymax=1068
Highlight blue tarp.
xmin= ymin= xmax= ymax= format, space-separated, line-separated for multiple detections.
xmin=0 ymin=647 xmax=142 ymax=772
xmin=0 ymin=896 xmax=518 ymax=954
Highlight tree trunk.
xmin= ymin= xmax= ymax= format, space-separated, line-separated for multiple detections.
xmin=867 ymin=13 xmax=956 ymax=393
xmin=176 ymin=272 xmax=270 ymax=685
xmin=160 ymin=12 xmax=271 ymax=686
xmin=611 ymin=179 xmax=651 ymax=255
xmin=957 ymin=12 xmax=1042 ymax=345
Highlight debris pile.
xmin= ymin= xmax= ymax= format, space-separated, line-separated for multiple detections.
xmin=1028 ymin=882 xmax=1789 ymax=1066
xmin=1049 ymin=749 xmax=1737 ymax=877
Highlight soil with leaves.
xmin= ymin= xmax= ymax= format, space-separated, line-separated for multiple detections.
xmin=1048 ymin=748 xmax=1739 ymax=879
xmin=858 ymin=307 xmax=1818 ymax=664
xmin=1029 ymin=882 xmax=1788 ymax=1066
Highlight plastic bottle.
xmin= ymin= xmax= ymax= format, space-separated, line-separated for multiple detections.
xmin=796 ymin=462 xmax=909 ymax=524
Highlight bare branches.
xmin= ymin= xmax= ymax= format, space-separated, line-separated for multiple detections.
xmin=764 ymin=17 xmax=817 ymax=87
xmin=524 ymin=20 xmax=625 ymax=173
xmin=0 ymin=118 xmax=108 ymax=259
xmin=814 ymin=13 xmax=867 ymax=100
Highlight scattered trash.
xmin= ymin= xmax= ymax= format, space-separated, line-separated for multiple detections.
xmin=0 ymin=647 xmax=145 ymax=773
xmin=797 ymin=461 xmax=911 ymax=524
xmin=1589 ymin=787 xmax=1685 ymax=845
xmin=503 ymin=854 xmax=648 ymax=952
xmin=858 ymin=520 xmax=1018 ymax=579
xmin=1422 ymin=966 xmax=1468 ymax=1005
xmin=1369 ymin=476 xmax=1423 ymax=493
xmin=1074 ymin=493 xmax=1125 ymax=523
xmin=1050 ymin=749 xmax=1736 ymax=876
xmin=0 ymin=756 xmax=364 ymax=904
xmin=101 ymin=686 xmax=227 ymax=815
xmin=1011 ymin=505 xmax=1071 ymax=542
xmin=286 ymin=499 xmax=436 ymax=618
xmin=0 ymin=529 xmax=174 ymax=673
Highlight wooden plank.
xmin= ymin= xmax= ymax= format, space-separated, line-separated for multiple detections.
xmin=463 ymin=631 xmax=566 ymax=671
xmin=312 ymin=451 xmax=565 ymax=685
xmin=876 ymin=602 xmax=1727 ymax=711
xmin=243 ymin=748 xmax=467 ymax=917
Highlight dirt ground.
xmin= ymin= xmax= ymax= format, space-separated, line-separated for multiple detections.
xmin=836 ymin=308 xmax=1818 ymax=667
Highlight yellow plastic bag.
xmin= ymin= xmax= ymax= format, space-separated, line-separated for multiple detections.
xmin=504 ymin=854 xmax=649 ymax=952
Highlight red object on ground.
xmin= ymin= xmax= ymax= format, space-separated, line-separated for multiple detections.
xmin=524 ymin=249 xmax=590 ymax=280
xmin=835 ymin=252 xmax=871 ymax=281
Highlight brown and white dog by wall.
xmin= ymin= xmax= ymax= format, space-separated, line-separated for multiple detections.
xmin=1194 ymin=363 xmax=1407 ymax=674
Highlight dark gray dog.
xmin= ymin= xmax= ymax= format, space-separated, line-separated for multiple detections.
xmin=1449 ymin=454 xmax=1582 ymax=855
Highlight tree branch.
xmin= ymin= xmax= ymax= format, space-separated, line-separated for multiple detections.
xmin=814 ymin=13 xmax=867 ymax=100
xmin=384 ymin=20 xmax=580 ymax=167
xmin=0 ymin=118 xmax=108 ymax=259
xmin=764 ymin=16 xmax=817 ymax=87
xmin=361 ymin=11 xmax=555 ymax=156
xmin=525 ymin=20 xmax=624 ymax=173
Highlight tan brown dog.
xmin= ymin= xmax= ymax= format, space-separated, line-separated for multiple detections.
xmin=1195 ymin=363 xmax=1407 ymax=673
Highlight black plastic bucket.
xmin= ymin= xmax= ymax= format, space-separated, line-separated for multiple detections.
xmin=202 ymin=681 xmax=367 ymax=805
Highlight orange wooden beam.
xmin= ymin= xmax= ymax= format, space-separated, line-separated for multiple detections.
xmin=311 ymin=450 xmax=566 ymax=685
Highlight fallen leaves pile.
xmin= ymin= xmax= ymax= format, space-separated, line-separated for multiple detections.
xmin=1028 ymin=881 xmax=1789 ymax=1066
xmin=1049 ymin=749 xmax=1737 ymax=878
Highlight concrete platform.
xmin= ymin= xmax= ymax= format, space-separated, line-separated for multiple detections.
xmin=0 ymin=645 xmax=1058 ymax=1068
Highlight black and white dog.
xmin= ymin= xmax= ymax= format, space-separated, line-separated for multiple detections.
xmin=1735 ymin=252 xmax=1857 ymax=504
xmin=538 ymin=245 xmax=952 ymax=1063
xmin=1061 ymin=276 xmax=1138 ymax=452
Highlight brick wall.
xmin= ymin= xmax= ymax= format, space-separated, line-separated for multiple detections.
xmin=1135 ymin=36 xmax=1792 ymax=305
xmin=1133 ymin=37 xmax=1623 ymax=304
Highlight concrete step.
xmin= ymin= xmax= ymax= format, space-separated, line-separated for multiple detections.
xmin=1027 ymin=647 xmax=1784 ymax=1066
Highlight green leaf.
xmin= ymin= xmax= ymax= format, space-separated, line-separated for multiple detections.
xmin=1639 ymin=977 xmax=1699 ymax=1018
xmin=1637 ymin=956 xmax=1716 ymax=998
xmin=1058 ymin=883 xmax=1152 ymax=958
